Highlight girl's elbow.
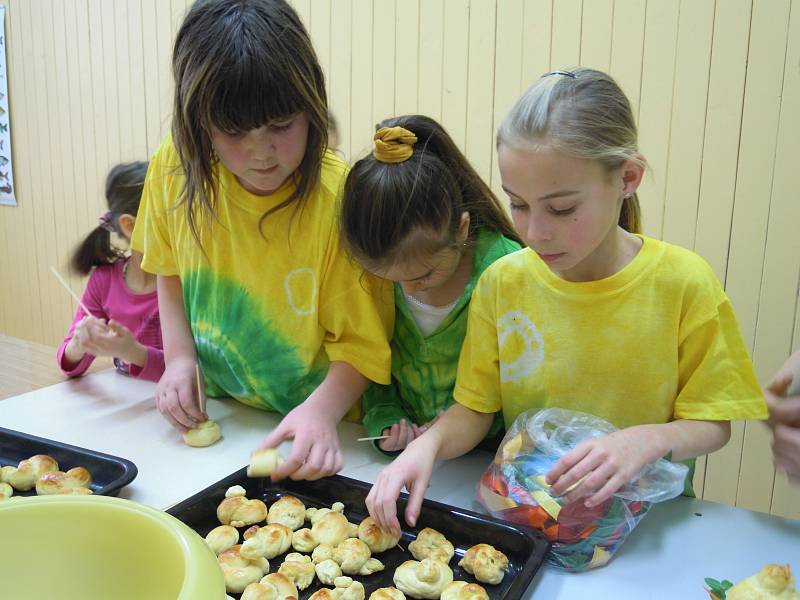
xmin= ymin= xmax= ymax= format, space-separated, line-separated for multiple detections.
xmin=714 ymin=420 xmax=732 ymax=448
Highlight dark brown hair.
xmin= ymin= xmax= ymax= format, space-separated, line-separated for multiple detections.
xmin=70 ymin=162 xmax=149 ymax=275
xmin=171 ymin=0 xmax=328 ymax=242
xmin=340 ymin=115 xmax=521 ymax=271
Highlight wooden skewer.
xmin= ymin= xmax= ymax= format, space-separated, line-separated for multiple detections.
xmin=357 ymin=435 xmax=390 ymax=442
xmin=196 ymin=363 xmax=207 ymax=415
xmin=49 ymin=266 xmax=92 ymax=317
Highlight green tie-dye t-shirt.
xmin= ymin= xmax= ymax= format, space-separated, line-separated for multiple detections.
xmin=131 ymin=137 xmax=393 ymax=413
xmin=362 ymin=229 xmax=521 ymax=440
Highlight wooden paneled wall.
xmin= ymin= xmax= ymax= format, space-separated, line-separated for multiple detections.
xmin=0 ymin=0 xmax=797 ymax=517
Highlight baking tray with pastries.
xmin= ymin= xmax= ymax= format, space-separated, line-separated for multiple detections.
xmin=167 ymin=461 xmax=550 ymax=600
xmin=0 ymin=426 xmax=138 ymax=499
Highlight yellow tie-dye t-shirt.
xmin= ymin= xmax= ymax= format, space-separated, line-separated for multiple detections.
xmin=455 ymin=236 xmax=767 ymax=430
xmin=131 ymin=137 xmax=393 ymax=413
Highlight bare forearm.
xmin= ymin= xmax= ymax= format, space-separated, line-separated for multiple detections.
xmin=306 ymin=361 xmax=370 ymax=422
xmin=415 ymin=403 xmax=495 ymax=462
xmin=157 ymin=275 xmax=196 ymax=364
xmin=63 ymin=338 xmax=86 ymax=365
xmin=638 ymin=420 xmax=731 ymax=463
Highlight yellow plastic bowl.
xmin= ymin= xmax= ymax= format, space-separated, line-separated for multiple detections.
xmin=0 ymin=495 xmax=225 ymax=600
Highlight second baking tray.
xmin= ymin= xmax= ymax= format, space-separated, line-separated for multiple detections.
xmin=168 ymin=468 xmax=550 ymax=599
xmin=0 ymin=426 xmax=138 ymax=497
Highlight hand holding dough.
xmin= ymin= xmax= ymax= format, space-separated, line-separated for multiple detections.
xmin=248 ymin=448 xmax=285 ymax=477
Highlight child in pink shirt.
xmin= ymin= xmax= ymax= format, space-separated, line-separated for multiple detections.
xmin=57 ymin=162 xmax=164 ymax=382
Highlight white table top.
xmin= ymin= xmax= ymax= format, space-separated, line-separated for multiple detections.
xmin=1 ymin=369 xmax=797 ymax=598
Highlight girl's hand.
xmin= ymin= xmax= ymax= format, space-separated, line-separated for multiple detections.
xmin=155 ymin=357 xmax=206 ymax=432
xmin=258 ymin=401 xmax=343 ymax=482
xmin=546 ymin=427 xmax=656 ymax=507
xmin=378 ymin=419 xmax=426 ymax=452
xmin=103 ymin=320 xmax=147 ymax=367
xmin=72 ymin=316 xmax=110 ymax=355
xmin=765 ymin=364 xmax=800 ymax=479
xmin=366 ymin=434 xmax=438 ymax=537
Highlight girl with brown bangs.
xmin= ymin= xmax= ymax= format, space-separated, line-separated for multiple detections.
xmin=340 ymin=115 xmax=522 ymax=454
xmin=131 ymin=0 xmax=393 ymax=481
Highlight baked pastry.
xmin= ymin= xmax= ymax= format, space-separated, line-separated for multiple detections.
xmin=315 ymin=558 xmax=343 ymax=586
xmin=8 ymin=455 xmax=59 ymax=491
xmin=218 ymin=544 xmax=270 ymax=594
xmin=268 ymin=495 xmax=306 ymax=530
xmin=440 ymin=581 xmax=490 ymax=600
xmin=226 ymin=485 xmax=247 ymax=498
xmin=306 ymin=502 xmax=345 ymax=525
xmin=358 ymin=517 xmax=400 ymax=553
xmin=369 ymin=588 xmax=406 ymax=600
xmin=458 ymin=544 xmax=508 ymax=585
xmin=312 ymin=511 xmax=351 ymax=547
xmin=0 ymin=482 xmax=12 ymax=500
xmin=333 ymin=575 xmax=366 ymax=600
xmin=408 ymin=528 xmax=454 ymax=564
xmin=313 ymin=544 xmax=335 ymax=564
xmin=308 ymin=589 xmax=337 ymax=600
xmin=291 ymin=525 xmax=316 ymax=550
xmin=248 ymin=448 xmax=285 ymax=478
xmin=241 ymin=572 xmax=298 ymax=600
xmin=183 ymin=419 xmax=222 ymax=447
xmin=394 ymin=559 xmax=453 ymax=600
xmin=0 ymin=465 xmax=16 ymax=483
xmin=727 ymin=564 xmax=800 ymax=600
xmin=348 ymin=522 xmax=360 ymax=538
xmin=217 ymin=495 xmax=268 ymax=528
xmin=292 ymin=527 xmax=319 ymax=553
xmin=241 ymin=524 xmax=293 ymax=560
xmin=278 ymin=553 xmax=316 ymax=590
xmin=205 ymin=525 xmax=240 ymax=555
xmin=333 ymin=538 xmax=371 ymax=575
xmin=35 ymin=467 xmax=93 ymax=495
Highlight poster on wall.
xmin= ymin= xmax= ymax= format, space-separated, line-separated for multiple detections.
xmin=0 ymin=7 xmax=15 ymax=206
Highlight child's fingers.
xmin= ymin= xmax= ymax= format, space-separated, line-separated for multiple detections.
xmin=563 ymin=459 xmax=613 ymax=504
xmin=766 ymin=372 xmax=793 ymax=397
xmin=157 ymin=389 xmax=192 ymax=432
xmin=379 ymin=423 xmax=402 ymax=452
xmin=366 ymin=473 xmax=404 ymax=537
xmin=584 ymin=472 xmax=626 ymax=507
xmin=404 ymin=473 xmax=429 ymax=528
xmin=547 ymin=442 xmax=593 ymax=491
xmin=769 ymin=397 xmax=800 ymax=427
xmin=290 ymin=441 xmax=327 ymax=481
xmin=272 ymin=434 xmax=311 ymax=482
xmin=106 ymin=320 xmax=127 ymax=337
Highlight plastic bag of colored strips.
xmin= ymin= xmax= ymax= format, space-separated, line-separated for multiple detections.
xmin=477 ymin=408 xmax=688 ymax=572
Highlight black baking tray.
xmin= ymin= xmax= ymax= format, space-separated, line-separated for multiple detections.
xmin=167 ymin=468 xmax=550 ymax=600
xmin=0 ymin=426 xmax=138 ymax=497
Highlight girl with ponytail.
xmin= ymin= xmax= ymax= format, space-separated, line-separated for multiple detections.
xmin=58 ymin=161 xmax=164 ymax=382
xmin=340 ymin=115 xmax=522 ymax=453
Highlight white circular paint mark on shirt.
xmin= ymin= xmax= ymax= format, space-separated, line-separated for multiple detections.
xmin=284 ymin=267 xmax=317 ymax=316
xmin=498 ymin=310 xmax=544 ymax=382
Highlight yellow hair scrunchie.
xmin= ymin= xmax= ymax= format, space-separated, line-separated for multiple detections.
xmin=373 ymin=126 xmax=418 ymax=163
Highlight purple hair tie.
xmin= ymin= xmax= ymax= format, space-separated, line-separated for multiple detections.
xmin=99 ymin=211 xmax=115 ymax=233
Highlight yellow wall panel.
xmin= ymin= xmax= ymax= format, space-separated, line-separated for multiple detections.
xmin=465 ymin=0 xmax=496 ymax=183
xmin=1 ymin=0 xmax=798 ymax=518
xmin=550 ymin=0 xmax=581 ymax=69
xmin=394 ymin=0 xmax=420 ymax=120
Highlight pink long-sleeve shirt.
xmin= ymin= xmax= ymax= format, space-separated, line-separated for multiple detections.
xmin=57 ymin=259 xmax=164 ymax=382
